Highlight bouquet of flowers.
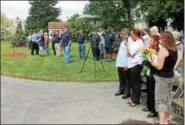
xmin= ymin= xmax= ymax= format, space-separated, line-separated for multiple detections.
xmin=140 ymin=48 xmax=157 ymax=55
xmin=140 ymin=48 xmax=158 ymax=62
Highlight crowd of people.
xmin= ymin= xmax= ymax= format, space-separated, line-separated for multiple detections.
xmin=27 ymin=25 xmax=184 ymax=124
xmin=115 ymin=26 xmax=184 ymax=124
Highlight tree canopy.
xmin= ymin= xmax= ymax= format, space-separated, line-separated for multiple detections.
xmin=84 ymin=0 xmax=184 ymax=31
xmin=25 ymin=0 xmax=61 ymax=34
xmin=136 ymin=0 xmax=184 ymax=31
xmin=68 ymin=14 xmax=93 ymax=41
xmin=1 ymin=13 xmax=16 ymax=39
xmin=83 ymin=0 xmax=139 ymax=30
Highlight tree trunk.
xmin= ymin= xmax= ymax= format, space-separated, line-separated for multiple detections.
xmin=127 ymin=7 xmax=132 ymax=30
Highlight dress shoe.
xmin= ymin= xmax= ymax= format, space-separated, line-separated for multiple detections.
xmin=142 ymin=108 xmax=150 ymax=112
xmin=121 ymin=94 xmax=130 ymax=99
xmin=115 ymin=90 xmax=124 ymax=96
xmin=147 ymin=112 xmax=157 ymax=118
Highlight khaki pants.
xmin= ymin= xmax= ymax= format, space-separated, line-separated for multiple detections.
xmin=39 ymin=46 xmax=44 ymax=56
xmin=55 ymin=43 xmax=61 ymax=56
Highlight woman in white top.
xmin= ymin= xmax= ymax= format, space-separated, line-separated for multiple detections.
xmin=126 ymin=28 xmax=145 ymax=107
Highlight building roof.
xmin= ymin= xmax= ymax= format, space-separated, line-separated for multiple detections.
xmin=48 ymin=22 xmax=68 ymax=29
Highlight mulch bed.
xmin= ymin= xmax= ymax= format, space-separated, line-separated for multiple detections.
xmin=10 ymin=45 xmax=27 ymax=48
xmin=3 ymin=53 xmax=28 ymax=58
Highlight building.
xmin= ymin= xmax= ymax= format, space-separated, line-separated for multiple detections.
xmin=48 ymin=22 xmax=68 ymax=38
xmin=76 ymin=14 xmax=102 ymax=28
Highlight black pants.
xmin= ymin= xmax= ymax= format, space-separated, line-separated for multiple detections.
xmin=52 ymin=42 xmax=56 ymax=55
xmin=117 ymin=67 xmax=130 ymax=95
xmin=92 ymin=47 xmax=100 ymax=60
xmin=146 ymin=75 xmax=156 ymax=113
xmin=128 ymin=65 xmax=143 ymax=104
xmin=31 ymin=42 xmax=39 ymax=55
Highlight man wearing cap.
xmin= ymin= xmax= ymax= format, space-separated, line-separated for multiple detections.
xmin=60 ymin=26 xmax=72 ymax=64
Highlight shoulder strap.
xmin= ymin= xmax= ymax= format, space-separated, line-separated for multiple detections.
xmin=176 ymin=41 xmax=181 ymax=46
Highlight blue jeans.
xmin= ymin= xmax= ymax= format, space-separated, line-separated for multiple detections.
xmin=79 ymin=44 xmax=85 ymax=59
xmin=63 ymin=46 xmax=70 ymax=63
xmin=44 ymin=45 xmax=49 ymax=55
xmin=100 ymin=43 xmax=105 ymax=59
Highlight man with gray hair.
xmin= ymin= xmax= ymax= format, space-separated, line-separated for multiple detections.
xmin=149 ymin=26 xmax=160 ymax=37
xmin=115 ymin=28 xmax=134 ymax=99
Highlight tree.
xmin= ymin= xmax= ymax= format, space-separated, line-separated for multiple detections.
xmin=68 ymin=14 xmax=93 ymax=42
xmin=10 ymin=19 xmax=27 ymax=48
xmin=136 ymin=0 xmax=184 ymax=31
xmin=83 ymin=0 xmax=139 ymax=30
xmin=1 ymin=13 xmax=16 ymax=40
xmin=25 ymin=0 xmax=61 ymax=34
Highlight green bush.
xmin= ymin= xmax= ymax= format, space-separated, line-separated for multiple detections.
xmin=10 ymin=35 xmax=27 ymax=47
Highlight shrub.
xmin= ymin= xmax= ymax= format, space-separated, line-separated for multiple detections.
xmin=10 ymin=34 xmax=27 ymax=47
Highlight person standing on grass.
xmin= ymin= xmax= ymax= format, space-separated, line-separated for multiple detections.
xmin=31 ymin=31 xmax=39 ymax=56
xmin=53 ymin=31 xmax=62 ymax=56
xmin=76 ymin=29 xmax=86 ymax=59
xmin=60 ymin=26 xmax=72 ymax=64
xmin=115 ymin=28 xmax=133 ymax=99
xmin=98 ymin=28 xmax=105 ymax=60
xmin=51 ymin=32 xmax=56 ymax=55
xmin=28 ymin=33 xmax=32 ymax=50
xmin=89 ymin=28 xmax=101 ymax=61
xmin=104 ymin=28 xmax=116 ymax=62
xmin=44 ymin=32 xmax=49 ymax=56
xmin=37 ymin=30 xmax=45 ymax=56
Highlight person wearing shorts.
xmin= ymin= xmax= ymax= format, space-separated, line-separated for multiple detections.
xmin=104 ymin=28 xmax=116 ymax=62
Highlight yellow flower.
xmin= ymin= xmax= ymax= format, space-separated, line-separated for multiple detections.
xmin=140 ymin=48 xmax=146 ymax=54
xmin=140 ymin=48 xmax=158 ymax=55
xmin=149 ymin=49 xmax=157 ymax=55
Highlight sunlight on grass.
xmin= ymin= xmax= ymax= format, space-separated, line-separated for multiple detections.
xmin=1 ymin=41 xmax=118 ymax=82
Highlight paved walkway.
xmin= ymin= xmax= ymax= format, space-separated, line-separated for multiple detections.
xmin=1 ymin=76 xmax=182 ymax=124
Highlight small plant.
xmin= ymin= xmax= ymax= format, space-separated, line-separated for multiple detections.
xmin=10 ymin=19 xmax=27 ymax=47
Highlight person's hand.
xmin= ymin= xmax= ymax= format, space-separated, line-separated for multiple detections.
xmin=148 ymin=53 xmax=152 ymax=63
xmin=173 ymin=66 xmax=177 ymax=71
xmin=124 ymin=66 xmax=128 ymax=71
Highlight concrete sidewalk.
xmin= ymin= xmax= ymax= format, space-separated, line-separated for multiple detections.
xmin=1 ymin=76 xmax=182 ymax=124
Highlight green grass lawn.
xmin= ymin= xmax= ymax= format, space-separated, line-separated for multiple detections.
xmin=1 ymin=41 xmax=118 ymax=82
